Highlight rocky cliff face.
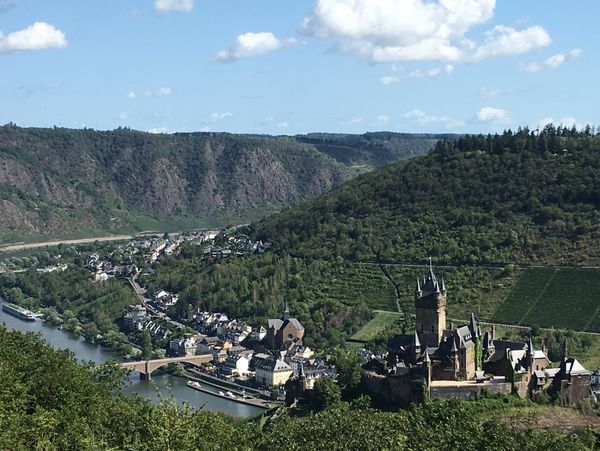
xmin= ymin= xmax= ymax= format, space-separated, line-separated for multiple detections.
xmin=0 ymin=126 xmax=441 ymax=241
xmin=0 ymin=127 xmax=352 ymax=239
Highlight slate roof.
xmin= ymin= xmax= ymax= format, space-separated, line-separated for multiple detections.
xmin=268 ymin=319 xmax=283 ymax=330
xmin=255 ymin=357 xmax=292 ymax=373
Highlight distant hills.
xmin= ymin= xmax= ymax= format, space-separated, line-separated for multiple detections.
xmin=0 ymin=125 xmax=444 ymax=242
xmin=256 ymin=126 xmax=600 ymax=266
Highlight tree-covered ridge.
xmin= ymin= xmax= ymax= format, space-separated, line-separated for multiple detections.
xmin=257 ymin=126 xmax=600 ymax=265
xmin=0 ymin=326 xmax=595 ymax=450
xmin=296 ymin=132 xmax=451 ymax=167
xmin=0 ymin=125 xmax=442 ymax=242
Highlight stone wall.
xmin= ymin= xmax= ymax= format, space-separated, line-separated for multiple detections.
xmin=430 ymin=381 xmax=512 ymax=400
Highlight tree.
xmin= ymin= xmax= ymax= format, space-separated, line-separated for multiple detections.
xmin=331 ymin=349 xmax=363 ymax=395
xmin=140 ymin=330 xmax=152 ymax=359
xmin=82 ymin=322 xmax=99 ymax=342
xmin=311 ymin=378 xmax=341 ymax=411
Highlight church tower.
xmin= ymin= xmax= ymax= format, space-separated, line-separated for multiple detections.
xmin=415 ymin=258 xmax=447 ymax=348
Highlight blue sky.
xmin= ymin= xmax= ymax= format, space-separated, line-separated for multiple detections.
xmin=0 ymin=0 xmax=598 ymax=135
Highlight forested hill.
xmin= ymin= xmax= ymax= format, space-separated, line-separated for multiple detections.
xmin=256 ymin=126 xmax=600 ymax=266
xmin=0 ymin=125 xmax=442 ymax=242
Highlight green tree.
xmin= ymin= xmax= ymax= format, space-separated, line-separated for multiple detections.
xmin=311 ymin=378 xmax=342 ymax=411
xmin=140 ymin=330 xmax=152 ymax=359
xmin=331 ymin=349 xmax=363 ymax=395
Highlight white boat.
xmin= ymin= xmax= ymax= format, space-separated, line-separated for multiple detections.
xmin=226 ymin=391 xmax=236 ymax=399
xmin=2 ymin=303 xmax=37 ymax=321
xmin=218 ymin=391 xmax=225 ymax=396
xmin=187 ymin=380 xmax=202 ymax=389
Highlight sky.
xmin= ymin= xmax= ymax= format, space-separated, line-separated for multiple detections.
xmin=0 ymin=0 xmax=598 ymax=135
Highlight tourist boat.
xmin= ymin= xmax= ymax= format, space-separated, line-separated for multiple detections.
xmin=2 ymin=303 xmax=36 ymax=321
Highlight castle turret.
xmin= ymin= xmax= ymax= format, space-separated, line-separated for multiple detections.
xmin=412 ymin=330 xmax=421 ymax=364
xmin=450 ymin=338 xmax=460 ymax=380
xmin=415 ymin=258 xmax=447 ymax=347
xmin=527 ymin=336 xmax=535 ymax=374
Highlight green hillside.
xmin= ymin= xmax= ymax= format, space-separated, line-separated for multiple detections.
xmin=493 ymin=268 xmax=600 ymax=331
xmin=256 ymin=126 xmax=600 ymax=266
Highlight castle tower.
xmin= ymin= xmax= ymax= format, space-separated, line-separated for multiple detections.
xmin=415 ymin=258 xmax=447 ymax=347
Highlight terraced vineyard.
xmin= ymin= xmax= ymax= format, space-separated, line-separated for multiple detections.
xmin=308 ymin=263 xmax=397 ymax=311
xmin=351 ymin=310 xmax=404 ymax=341
xmin=492 ymin=268 xmax=600 ymax=331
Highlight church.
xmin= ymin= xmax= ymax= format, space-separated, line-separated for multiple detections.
xmin=363 ymin=261 xmax=592 ymax=405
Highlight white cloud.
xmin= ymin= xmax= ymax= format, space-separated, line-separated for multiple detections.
xmin=374 ymin=115 xmax=389 ymax=126
xmin=379 ymin=76 xmax=399 ymax=85
xmin=127 ymin=91 xmax=137 ymax=99
xmin=478 ymin=87 xmax=513 ymax=99
xmin=303 ymin=1 xmax=551 ymax=64
xmin=520 ymin=48 xmax=582 ymax=72
xmin=0 ymin=22 xmax=68 ymax=54
xmin=157 ymin=87 xmax=172 ymax=96
xmin=155 ymin=0 xmax=193 ymax=13
xmin=199 ymin=126 xmax=210 ymax=132
xmin=277 ymin=122 xmax=290 ymax=129
xmin=214 ymin=32 xmax=294 ymax=63
xmin=409 ymin=64 xmax=454 ymax=78
xmin=402 ymin=109 xmax=465 ymax=129
xmin=471 ymin=25 xmax=550 ymax=61
xmin=477 ymin=106 xmax=508 ymax=122
xmin=536 ymin=116 xmax=588 ymax=130
xmin=209 ymin=112 xmax=233 ymax=121
xmin=343 ymin=118 xmax=364 ymax=125
xmin=147 ymin=127 xmax=169 ymax=134
xmin=118 ymin=112 xmax=128 ymax=120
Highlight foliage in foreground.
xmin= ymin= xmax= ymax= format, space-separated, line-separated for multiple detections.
xmin=0 ymin=326 xmax=596 ymax=450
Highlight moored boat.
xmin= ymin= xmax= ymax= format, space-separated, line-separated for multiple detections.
xmin=2 ymin=303 xmax=36 ymax=321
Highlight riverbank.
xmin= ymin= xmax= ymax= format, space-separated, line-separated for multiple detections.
xmin=0 ymin=304 xmax=263 ymax=417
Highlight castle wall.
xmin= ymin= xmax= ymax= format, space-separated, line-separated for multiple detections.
xmin=429 ymin=381 xmax=512 ymax=400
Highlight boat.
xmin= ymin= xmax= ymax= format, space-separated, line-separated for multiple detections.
xmin=2 ymin=303 xmax=36 ymax=321
xmin=226 ymin=391 xmax=236 ymax=399
xmin=218 ymin=391 xmax=225 ymax=396
xmin=187 ymin=380 xmax=202 ymax=389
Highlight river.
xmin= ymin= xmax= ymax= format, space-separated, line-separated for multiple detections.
xmin=0 ymin=302 xmax=262 ymax=417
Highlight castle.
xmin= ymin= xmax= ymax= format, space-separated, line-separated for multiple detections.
xmin=363 ymin=261 xmax=592 ymax=405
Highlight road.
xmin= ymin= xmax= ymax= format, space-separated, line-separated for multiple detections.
xmin=127 ymin=278 xmax=186 ymax=330
xmin=0 ymin=235 xmax=134 ymax=253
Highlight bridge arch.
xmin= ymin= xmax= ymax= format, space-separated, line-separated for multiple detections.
xmin=121 ymin=354 xmax=213 ymax=379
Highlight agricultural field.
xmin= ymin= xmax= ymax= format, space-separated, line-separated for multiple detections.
xmin=382 ymin=264 xmax=514 ymax=320
xmin=351 ymin=310 xmax=404 ymax=342
xmin=492 ymin=268 xmax=600 ymax=332
xmin=310 ymin=263 xmax=398 ymax=311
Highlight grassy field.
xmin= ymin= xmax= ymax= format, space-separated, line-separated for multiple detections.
xmin=492 ymin=268 xmax=600 ymax=332
xmin=351 ymin=310 xmax=404 ymax=341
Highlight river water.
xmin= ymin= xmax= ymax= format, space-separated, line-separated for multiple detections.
xmin=0 ymin=302 xmax=262 ymax=417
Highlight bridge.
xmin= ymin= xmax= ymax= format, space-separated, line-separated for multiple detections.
xmin=121 ymin=354 xmax=213 ymax=379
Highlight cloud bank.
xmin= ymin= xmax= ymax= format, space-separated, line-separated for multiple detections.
xmin=302 ymin=0 xmax=550 ymax=63
xmin=0 ymin=22 xmax=68 ymax=54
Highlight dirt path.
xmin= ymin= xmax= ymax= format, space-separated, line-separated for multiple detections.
xmin=0 ymin=235 xmax=133 ymax=253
